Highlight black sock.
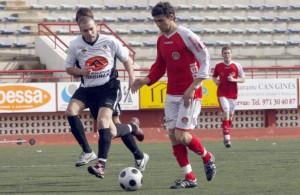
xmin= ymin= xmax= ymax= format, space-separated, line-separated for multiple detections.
xmin=67 ymin=116 xmax=92 ymax=153
xmin=98 ymin=128 xmax=112 ymax=168
xmin=121 ymin=134 xmax=144 ymax=160
xmin=114 ymin=123 xmax=131 ymax=138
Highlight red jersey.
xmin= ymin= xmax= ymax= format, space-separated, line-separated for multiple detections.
xmin=212 ymin=61 xmax=245 ymax=99
xmin=147 ymin=26 xmax=211 ymax=98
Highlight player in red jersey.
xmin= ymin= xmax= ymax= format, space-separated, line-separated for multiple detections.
xmin=212 ymin=46 xmax=245 ymax=148
xmin=132 ymin=2 xmax=216 ymax=189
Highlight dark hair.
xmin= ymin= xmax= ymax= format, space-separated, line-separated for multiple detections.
xmin=222 ymin=46 xmax=232 ymax=53
xmin=76 ymin=8 xmax=94 ymax=23
xmin=151 ymin=2 xmax=175 ymax=19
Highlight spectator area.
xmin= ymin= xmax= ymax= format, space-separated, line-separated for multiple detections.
xmin=0 ymin=0 xmax=299 ymax=69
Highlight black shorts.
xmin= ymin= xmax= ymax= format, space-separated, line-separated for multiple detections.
xmin=72 ymin=79 xmax=122 ymax=119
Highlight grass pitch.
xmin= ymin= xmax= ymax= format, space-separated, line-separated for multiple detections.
xmin=0 ymin=138 xmax=299 ymax=195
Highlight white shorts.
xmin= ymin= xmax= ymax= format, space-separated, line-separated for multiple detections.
xmin=218 ymin=97 xmax=236 ymax=115
xmin=164 ymin=94 xmax=202 ymax=131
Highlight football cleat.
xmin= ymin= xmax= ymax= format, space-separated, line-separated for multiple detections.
xmin=204 ymin=153 xmax=216 ymax=181
xmin=135 ymin=153 xmax=149 ymax=172
xmin=88 ymin=162 xmax=105 ymax=179
xmin=130 ymin=117 xmax=144 ymax=142
xmin=170 ymin=179 xmax=198 ymax=189
xmin=75 ymin=151 xmax=97 ymax=167
xmin=224 ymin=140 xmax=232 ymax=148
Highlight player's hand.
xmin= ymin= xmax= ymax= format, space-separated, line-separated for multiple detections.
xmin=132 ymin=78 xmax=144 ymax=93
xmin=82 ymin=66 xmax=94 ymax=76
xmin=183 ymin=87 xmax=195 ymax=108
xmin=228 ymin=75 xmax=235 ymax=82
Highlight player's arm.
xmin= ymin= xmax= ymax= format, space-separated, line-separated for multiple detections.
xmin=212 ymin=76 xmax=220 ymax=85
xmin=228 ymin=63 xmax=245 ymax=83
xmin=122 ymin=58 xmax=135 ymax=92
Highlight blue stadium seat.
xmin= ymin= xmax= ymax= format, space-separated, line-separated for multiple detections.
xmin=287 ymin=41 xmax=300 ymax=46
xmin=30 ymin=4 xmax=44 ymax=9
xmin=60 ymin=4 xmax=74 ymax=10
xmin=259 ymin=40 xmax=272 ymax=46
xmin=90 ymin=4 xmax=104 ymax=10
xmin=128 ymin=41 xmax=142 ymax=47
xmin=247 ymin=16 xmax=261 ymax=22
xmin=273 ymin=40 xmax=286 ymax=46
xmin=119 ymin=5 xmax=134 ymax=10
xmin=289 ymin=17 xmax=300 ymax=22
xmin=102 ymin=17 xmax=117 ymax=22
xmin=176 ymin=16 xmax=189 ymax=22
xmin=45 ymin=4 xmax=59 ymax=10
xmin=43 ymin=16 xmax=57 ymax=22
xmin=287 ymin=28 xmax=300 ymax=33
xmin=230 ymin=41 xmax=244 ymax=46
xmin=17 ymin=29 xmax=32 ymax=34
xmin=231 ymin=28 xmax=245 ymax=34
xmin=134 ymin=4 xmax=148 ymax=10
xmin=176 ymin=4 xmax=190 ymax=10
xmin=117 ymin=17 xmax=131 ymax=22
xmin=275 ymin=5 xmax=289 ymax=9
xmin=245 ymin=28 xmax=259 ymax=33
xmin=0 ymin=4 xmax=6 ymax=9
xmin=290 ymin=5 xmax=300 ymax=9
xmin=191 ymin=4 xmax=205 ymax=10
xmin=217 ymin=28 xmax=231 ymax=34
xmin=145 ymin=29 xmax=159 ymax=34
xmin=75 ymin=4 xmax=89 ymax=9
xmin=261 ymin=16 xmax=274 ymax=22
xmin=261 ymin=4 xmax=276 ymax=10
xmin=115 ymin=29 xmax=130 ymax=34
xmin=190 ymin=16 xmax=205 ymax=22
xmin=234 ymin=4 xmax=248 ymax=10
xmin=275 ymin=16 xmax=289 ymax=22
xmin=105 ymin=4 xmax=119 ymax=10
xmin=203 ymin=28 xmax=217 ymax=34
xmin=233 ymin=16 xmax=247 ymax=22
xmin=130 ymin=29 xmax=144 ymax=34
xmin=0 ymin=29 xmax=14 ymax=34
xmin=3 ymin=16 xmax=18 ymax=22
xmin=0 ymin=42 xmax=12 ymax=47
xmin=13 ymin=42 xmax=27 ymax=47
xmin=244 ymin=40 xmax=258 ymax=46
xmin=219 ymin=16 xmax=232 ymax=22
xmin=248 ymin=4 xmax=262 ymax=9
xmin=260 ymin=28 xmax=273 ymax=34
xmin=132 ymin=17 xmax=146 ymax=22
xmin=206 ymin=4 xmax=219 ymax=10
xmin=56 ymin=29 xmax=69 ymax=34
xmin=220 ymin=4 xmax=234 ymax=10
xmin=190 ymin=29 xmax=202 ymax=34
xmin=58 ymin=16 xmax=73 ymax=22
xmin=203 ymin=41 xmax=215 ymax=46
xmin=143 ymin=41 xmax=156 ymax=47
xmin=273 ymin=28 xmax=287 ymax=33
xmin=205 ymin=16 xmax=218 ymax=22
xmin=216 ymin=41 xmax=230 ymax=46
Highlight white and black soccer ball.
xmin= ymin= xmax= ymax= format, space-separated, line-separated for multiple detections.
xmin=118 ymin=167 xmax=143 ymax=191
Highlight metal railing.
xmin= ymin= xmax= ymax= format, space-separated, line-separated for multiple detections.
xmin=1 ymin=66 xmax=300 ymax=83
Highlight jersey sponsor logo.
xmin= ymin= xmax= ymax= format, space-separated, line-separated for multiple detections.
xmin=85 ymin=56 xmax=108 ymax=71
xmin=81 ymin=48 xmax=87 ymax=53
xmin=0 ymin=85 xmax=51 ymax=110
xmin=181 ymin=117 xmax=189 ymax=124
xmin=164 ymin=41 xmax=173 ymax=44
xmin=172 ymin=52 xmax=180 ymax=60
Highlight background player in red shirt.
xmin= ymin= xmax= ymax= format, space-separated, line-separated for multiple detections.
xmin=132 ymin=2 xmax=216 ymax=189
xmin=212 ymin=46 xmax=245 ymax=148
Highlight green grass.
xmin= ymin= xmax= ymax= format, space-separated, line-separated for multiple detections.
xmin=0 ymin=138 xmax=299 ymax=195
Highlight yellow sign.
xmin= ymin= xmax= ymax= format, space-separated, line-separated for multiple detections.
xmin=202 ymin=80 xmax=219 ymax=107
xmin=140 ymin=82 xmax=166 ymax=109
xmin=139 ymin=80 xmax=219 ymax=109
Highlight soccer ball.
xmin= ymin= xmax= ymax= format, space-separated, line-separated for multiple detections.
xmin=118 ymin=167 xmax=143 ymax=191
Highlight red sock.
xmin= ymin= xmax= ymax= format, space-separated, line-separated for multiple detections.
xmin=173 ymin=144 xmax=195 ymax=181
xmin=222 ymin=120 xmax=231 ymax=136
xmin=187 ymin=136 xmax=211 ymax=164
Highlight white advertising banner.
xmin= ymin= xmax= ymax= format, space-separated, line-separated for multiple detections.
xmin=236 ymin=78 xmax=298 ymax=110
xmin=0 ymin=83 xmax=56 ymax=113
xmin=57 ymin=82 xmax=139 ymax=111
